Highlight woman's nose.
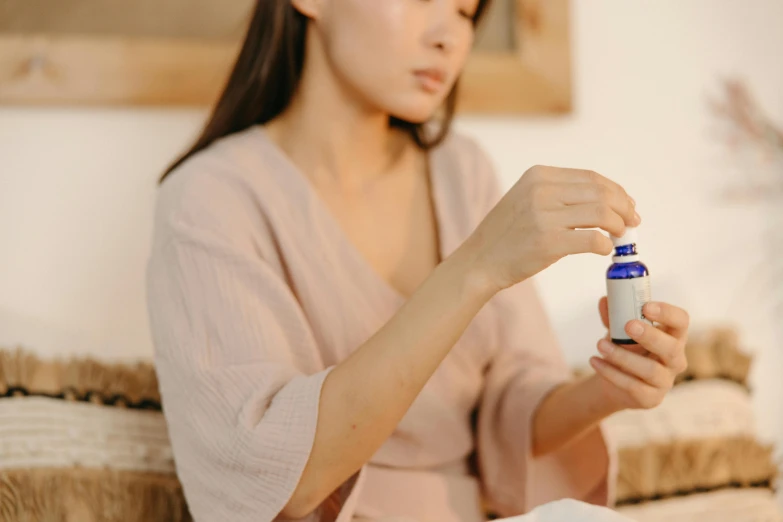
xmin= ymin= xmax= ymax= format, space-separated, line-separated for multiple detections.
xmin=424 ymin=1 xmax=460 ymax=53
xmin=432 ymin=31 xmax=457 ymax=53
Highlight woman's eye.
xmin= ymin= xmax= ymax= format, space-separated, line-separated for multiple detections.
xmin=417 ymin=0 xmax=474 ymax=22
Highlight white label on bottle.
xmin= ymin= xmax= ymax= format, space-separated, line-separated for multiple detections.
xmin=606 ymin=275 xmax=652 ymax=342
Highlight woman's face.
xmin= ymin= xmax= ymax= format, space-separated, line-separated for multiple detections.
xmin=308 ymin=0 xmax=479 ymax=123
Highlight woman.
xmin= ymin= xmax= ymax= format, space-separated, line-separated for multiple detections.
xmin=146 ymin=0 xmax=690 ymax=521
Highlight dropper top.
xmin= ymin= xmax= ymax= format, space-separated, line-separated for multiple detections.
xmin=610 ymin=226 xmax=639 ymax=248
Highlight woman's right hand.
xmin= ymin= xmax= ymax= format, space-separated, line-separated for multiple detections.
xmin=465 ymin=165 xmax=641 ymax=293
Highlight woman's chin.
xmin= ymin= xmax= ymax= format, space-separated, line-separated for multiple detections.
xmin=393 ymin=113 xmax=430 ymax=125
xmin=377 ymin=87 xmax=451 ymax=125
xmin=388 ymin=102 xmax=441 ymax=125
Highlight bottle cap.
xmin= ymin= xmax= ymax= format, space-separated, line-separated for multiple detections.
xmin=611 ymin=226 xmax=638 ymax=247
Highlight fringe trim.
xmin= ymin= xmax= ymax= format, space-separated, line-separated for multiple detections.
xmin=0 ymin=347 xmax=160 ymax=409
xmin=616 ymin=435 xmax=778 ymax=504
xmin=0 ymin=467 xmax=191 ymax=522
xmin=675 ymin=326 xmax=752 ymax=386
xmin=616 ymin=481 xmax=775 ymax=507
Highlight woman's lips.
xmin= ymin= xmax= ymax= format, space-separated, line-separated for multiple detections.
xmin=413 ymin=68 xmax=447 ymax=94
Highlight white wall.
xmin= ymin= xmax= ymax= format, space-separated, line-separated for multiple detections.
xmin=458 ymin=0 xmax=783 ymax=447
xmin=1 ymin=0 xmax=782 ymax=447
xmin=461 ymin=0 xmax=783 ymax=446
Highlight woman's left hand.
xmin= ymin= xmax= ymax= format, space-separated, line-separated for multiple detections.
xmin=588 ymin=297 xmax=690 ymax=411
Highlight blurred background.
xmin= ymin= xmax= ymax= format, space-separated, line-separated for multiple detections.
xmin=1 ymin=0 xmax=782 ymax=519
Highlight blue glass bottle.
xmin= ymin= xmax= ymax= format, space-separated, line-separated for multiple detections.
xmin=606 ymin=227 xmax=651 ymax=345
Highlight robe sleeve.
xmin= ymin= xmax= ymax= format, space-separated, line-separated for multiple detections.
xmin=146 ymin=220 xmax=360 ymax=522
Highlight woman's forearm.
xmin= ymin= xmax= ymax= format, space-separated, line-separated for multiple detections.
xmin=283 ymin=240 xmax=495 ymax=518
xmin=531 ymin=374 xmax=618 ymax=458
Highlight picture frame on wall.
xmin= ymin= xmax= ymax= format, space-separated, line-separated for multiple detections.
xmin=0 ymin=0 xmax=572 ymax=113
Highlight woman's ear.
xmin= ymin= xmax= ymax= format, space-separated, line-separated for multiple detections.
xmin=291 ymin=0 xmax=323 ymax=19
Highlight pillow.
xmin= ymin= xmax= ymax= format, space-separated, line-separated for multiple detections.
xmin=0 ymin=347 xmax=160 ymax=407
xmin=674 ymin=326 xmax=752 ymax=386
xmin=574 ymin=324 xmax=778 ymax=513
xmin=0 ymin=347 xmax=190 ymax=522
xmin=604 ymin=379 xmax=777 ymax=503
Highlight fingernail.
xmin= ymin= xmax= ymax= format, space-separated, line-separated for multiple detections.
xmin=634 ymin=211 xmax=642 ymax=224
xmin=628 ymin=321 xmax=645 ymax=336
xmin=645 ymin=303 xmax=660 ymax=316
xmin=630 ymin=196 xmax=636 ymax=207
xmin=597 ymin=339 xmax=614 ymax=355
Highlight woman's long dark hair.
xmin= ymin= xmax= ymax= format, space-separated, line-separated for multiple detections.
xmin=160 ymin=0 xmax=491 ymax=183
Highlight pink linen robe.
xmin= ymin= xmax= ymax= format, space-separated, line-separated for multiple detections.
xmin=146 ymin=126 xmax=616 ymax=522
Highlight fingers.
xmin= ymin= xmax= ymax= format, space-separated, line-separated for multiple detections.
xmin=524 ymin=167 xmax=638 ymax=229
xmin=556 ymin=182 xmax=640 ymax=230
xmin=643 ymin=302 xmax=690 ymax=339
xmin=598 ymin=296 xmax=609 ymax=329
xmin=625 ymin=319 xmax=688 ymax=373
xmin=597 ymin=339 xmax=671 ymax=388
xmin=562 ymin=169 xmax=638 ymax=226
xmin=589 ymin=357 xmax=661 ymax=409
xmin=557 ymin=229 xmax=614 ymax=257
xmin=556 ymin=203 xmax=628 ymax=238
xmin=536 ymin=167 xmax=626 ymax=196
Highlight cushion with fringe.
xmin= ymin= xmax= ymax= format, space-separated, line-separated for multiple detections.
xmin=0 ymin=396 xmax=173 ymax=472
xmin=0 ymin=467 xmax=190 ymax=522
xmin=0 ymin=348 xmax=187 ymax=521
xmin=0 ymin=347 xmax=160 ymax=409
xmin=603 ymin=379 xmax=777 ymax=503
xmin=675 ymin=325 xmax=751 ymax=386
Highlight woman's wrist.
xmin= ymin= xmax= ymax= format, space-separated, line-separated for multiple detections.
xmin=574 ymin=373 xmax=626 ymax=418
xmin=532 ymin=375 xmax=621 ymax=457
xmin=440 ymin=240 xmax=499 ymax=307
